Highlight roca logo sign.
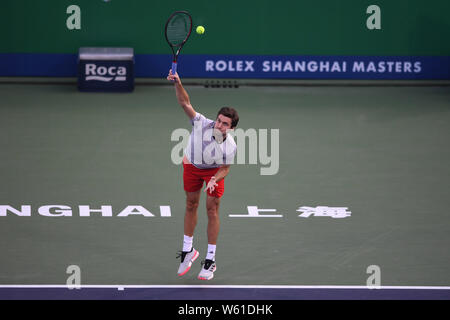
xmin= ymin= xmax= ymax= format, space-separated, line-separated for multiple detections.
xmin=85 ymin=63 xmax=127 ymax=82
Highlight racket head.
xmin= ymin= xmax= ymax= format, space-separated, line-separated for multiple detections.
xmin=164 ymin=11 xmax=192 ymax=57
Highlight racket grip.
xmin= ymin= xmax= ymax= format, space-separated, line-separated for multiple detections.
xmin=171 ymin=62 xmax=178 ymax=75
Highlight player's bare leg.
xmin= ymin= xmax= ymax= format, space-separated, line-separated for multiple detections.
xmin=177 ymin=190 xmax=201 ymax=276
xmin=198 ymin=195 xmax=220 ymax=280
xmin=206 ymin=195 xmax=221 ymax=244
xmin=184 ymin=190 xmax=201 ymax=236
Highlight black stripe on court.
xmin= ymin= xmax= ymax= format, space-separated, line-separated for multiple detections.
xmin=0 ymin=287 xmax=449 ymax=300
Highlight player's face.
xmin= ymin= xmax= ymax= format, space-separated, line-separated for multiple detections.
xmin=214 ymin=114 xmax=233 ymax=135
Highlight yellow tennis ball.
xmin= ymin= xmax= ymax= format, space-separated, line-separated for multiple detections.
xmin=196 ymin=26 xmax=205 ymax=35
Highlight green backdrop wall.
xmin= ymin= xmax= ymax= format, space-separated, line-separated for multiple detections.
xmin=1 ymin=0 xmax=449 ymax=55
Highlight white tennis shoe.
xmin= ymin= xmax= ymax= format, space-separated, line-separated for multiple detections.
xmin=177 ymin=248 xmax=199 ymax=276
xmin=197 ymin=259 xmax=216 ymax=280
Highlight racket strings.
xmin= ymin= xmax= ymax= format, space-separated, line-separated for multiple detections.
xmin=166 ymin=14 xmax=191 ymax=46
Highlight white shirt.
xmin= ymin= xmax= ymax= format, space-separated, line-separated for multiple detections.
xmin=184 ymin=112 xmax=237 ymax=169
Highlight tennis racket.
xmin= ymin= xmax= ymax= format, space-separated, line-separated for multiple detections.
xmin=164 ymin=11 xmax=192 ymax=75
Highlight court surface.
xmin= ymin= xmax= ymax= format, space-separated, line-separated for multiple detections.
xmin=0 ymin=82 xmax=449 ymax=299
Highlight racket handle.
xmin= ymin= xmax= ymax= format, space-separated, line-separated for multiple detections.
xmin=171 ymin=62 xmax=178 ymax=75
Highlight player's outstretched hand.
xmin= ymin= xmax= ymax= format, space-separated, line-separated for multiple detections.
xmin=204 ymin=177 xmax=218 ymax=194
xmin=167 ymin=69 xmax=181 ymax=84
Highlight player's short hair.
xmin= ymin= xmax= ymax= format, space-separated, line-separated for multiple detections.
xmin=217 ymin=107 xmax=239 ymax=128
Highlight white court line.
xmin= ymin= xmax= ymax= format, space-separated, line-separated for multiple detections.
xmin=0 ymin=285 xmax=449 ymax=290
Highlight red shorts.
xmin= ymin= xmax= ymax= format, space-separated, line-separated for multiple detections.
xmin=183 ymin=162 xmax=225 ymax=198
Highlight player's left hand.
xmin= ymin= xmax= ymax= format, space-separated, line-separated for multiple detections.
xmin=204 ymin=177 xmax=218 ymax=193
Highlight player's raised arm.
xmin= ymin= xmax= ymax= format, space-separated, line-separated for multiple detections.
xmin=167 ymin=70 xmax=196 ymax=120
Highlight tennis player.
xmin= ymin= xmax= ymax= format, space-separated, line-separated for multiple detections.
xmin=167 ymin=70 xmax=239 ymax=280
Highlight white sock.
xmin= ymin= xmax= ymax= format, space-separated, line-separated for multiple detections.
xmin=206 ymin=244 xmax=216 ymax=261
xmin=183 ymin=235 xmax=193 ymax=252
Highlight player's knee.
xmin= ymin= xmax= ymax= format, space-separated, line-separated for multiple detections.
xmin=206 ymin=205 xmax=219 ymax=219
xmin=186 ymin=198 xmax=199 ymax=212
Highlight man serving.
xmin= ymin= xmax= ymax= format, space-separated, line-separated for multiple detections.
xmin=168 ymin=70 xmax=239 ymax=280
